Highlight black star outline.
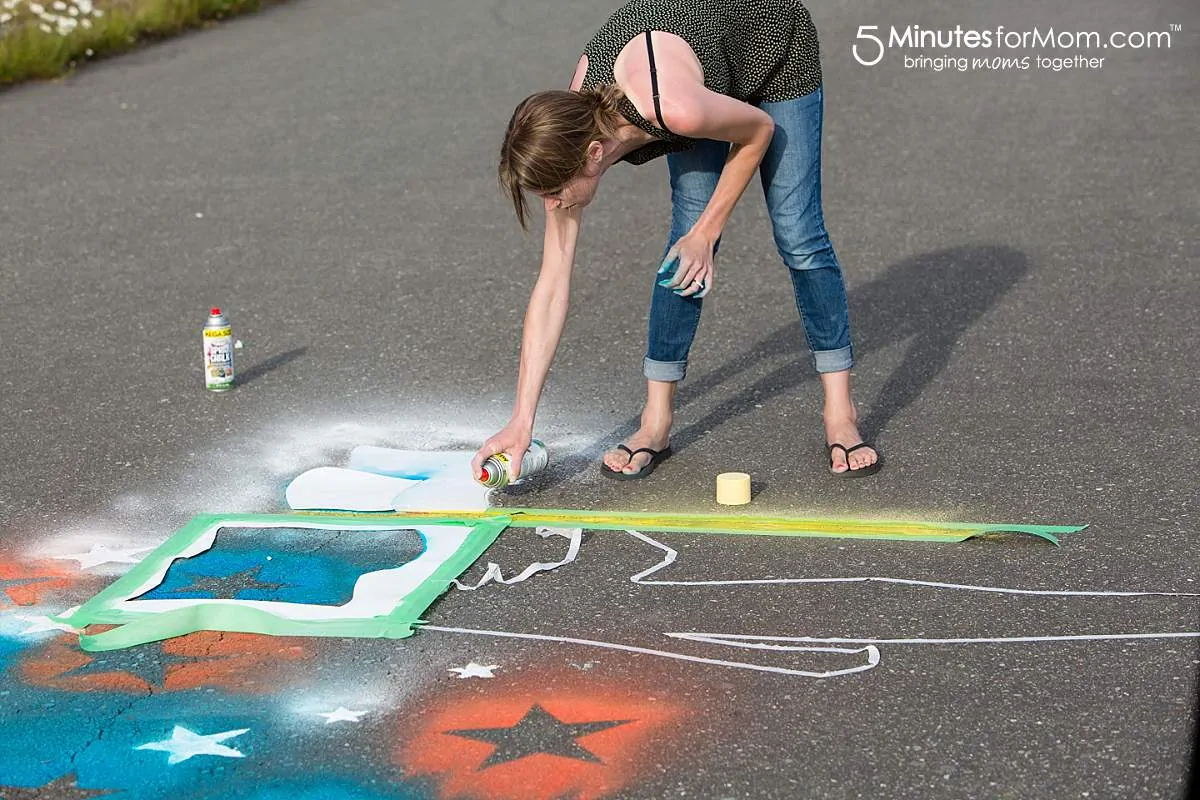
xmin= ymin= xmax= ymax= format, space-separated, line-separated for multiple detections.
xmin=163 ymin=564 xmax=285 ymax=599
xmin=446 ymin=704 xmax=635 ymax=770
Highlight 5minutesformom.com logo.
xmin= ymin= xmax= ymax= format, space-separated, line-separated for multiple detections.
xmin=852 ymin=24 xmax=1180 ymax=70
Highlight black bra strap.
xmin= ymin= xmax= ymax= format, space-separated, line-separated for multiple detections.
xmin=644 ymin=30 xmax=676 ymax=136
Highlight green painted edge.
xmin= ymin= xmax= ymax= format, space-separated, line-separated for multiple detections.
xmin=57 ymin=512 xmax=509 ymax=652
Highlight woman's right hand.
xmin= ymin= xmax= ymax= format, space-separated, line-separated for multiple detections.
xmin=471 ymin=422 xmax=533 ymax=482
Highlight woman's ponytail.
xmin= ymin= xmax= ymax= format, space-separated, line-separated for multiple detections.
xmin=580 ymin=83 xmax=626 ymax=138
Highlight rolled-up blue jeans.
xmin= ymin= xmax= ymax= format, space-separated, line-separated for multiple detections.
xmin=643 ymin=86 xmax=853 ymax=382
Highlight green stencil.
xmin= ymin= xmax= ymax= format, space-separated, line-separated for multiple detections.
xmin=56 ymin=512 xmax=509 ymax=652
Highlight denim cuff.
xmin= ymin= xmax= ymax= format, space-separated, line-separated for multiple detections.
xmin=643 ymin=357 xmax=687 ymax=382
xmin=813 ymin=345 xmax=853 ymax=374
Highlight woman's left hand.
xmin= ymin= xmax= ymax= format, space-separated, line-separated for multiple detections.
xmin=658 ymin=229 xmax=716 ymax=298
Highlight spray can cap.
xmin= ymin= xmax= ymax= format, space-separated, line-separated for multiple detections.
xmin=211 ymin=307 xmax=221 ymax=315
xmin=479 ymin=466 xmax=491 ymax=482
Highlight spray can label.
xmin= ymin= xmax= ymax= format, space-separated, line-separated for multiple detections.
xmin=477 ymin=440 xmax=548 ymax=489
xmin=203 ymin=309 xmax=235 ymax=391
xmin=478 ymin=452 xmax=514 ymax=489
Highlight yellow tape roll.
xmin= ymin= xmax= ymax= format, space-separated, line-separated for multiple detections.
xmin=716 ymin=472 xmax=752 ymax=505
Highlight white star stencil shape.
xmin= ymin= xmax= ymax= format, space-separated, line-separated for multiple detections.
xmin=54 ymin=544 xmax=152 ymax=569
xmin=316 ymin=707 xmax=367 ymax=724
xmin=449 ymin=662 xmax=500 ymax=679
xmin=135 ymin=725 xmax=249 ymax=765
xmin=15 ymin=614 xmax=81 ymax=636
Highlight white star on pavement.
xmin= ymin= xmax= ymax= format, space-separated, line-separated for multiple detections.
xmin=316 ymin=707 xmax=367 ymax=724
xmin=54 ymin=544 xmax=152 ymax=569
xmin=448 ymin=662 xmax=500 ymax=679
xmin=134 ymin=725 xmax=249 ymax=765
xmin=15 ymin=614 xmax=81 ymax=636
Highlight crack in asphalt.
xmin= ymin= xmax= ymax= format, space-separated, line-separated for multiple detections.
xmin=66 ymin=687 xmax=151 ymax=772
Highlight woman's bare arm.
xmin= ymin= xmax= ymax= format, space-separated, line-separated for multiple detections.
xmin=510 ymin=203 xmax=582 ymax=430
xmin=616 ymin=32 xmax=775 ymax=293
xmin=655 ymin=85 xmax=774 ymax=239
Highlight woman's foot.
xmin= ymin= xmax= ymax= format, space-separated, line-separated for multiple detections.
xmin=603 ymin=381 xmax=676 ymax=476
xmin=819 ymin=370 xmax=879 ymax=475
xmin=603 ymin=415 xmax=672 ymax=475
xmin=824 ymin=408 xmax=878 ymax=474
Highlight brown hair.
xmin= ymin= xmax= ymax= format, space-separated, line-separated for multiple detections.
xmin=498 ymin=85 xmax=625 ymax=230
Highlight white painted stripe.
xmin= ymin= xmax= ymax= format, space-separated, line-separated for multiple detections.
xmin=669 ymin=631 xmax=1200 ymax=647
xmin=454 ymin=527 xmax=583 ymax=590
xmin=422 ymin=624 xmax=881 ymax=678
xmin=624 ymin=529 xmax=1200 ymax=598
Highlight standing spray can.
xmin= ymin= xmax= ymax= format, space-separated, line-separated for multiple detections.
xmin=203 ymin=307 xmax=235 ymax=391
xmin=476 ymin=439 xmax=549 ymax=489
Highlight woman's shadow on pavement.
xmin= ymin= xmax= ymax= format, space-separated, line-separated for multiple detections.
xmin=525 ymin=244 xmax=1030 ymax=489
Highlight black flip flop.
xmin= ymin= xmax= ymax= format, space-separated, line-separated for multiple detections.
xmin=601 ymin=444 xmax=673 ymax=480
xmin=827 ymin=442 xmax=882 ymax=478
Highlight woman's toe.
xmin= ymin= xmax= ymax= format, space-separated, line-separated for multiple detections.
xmin=854 ymin=447 xmax=877 ymax=469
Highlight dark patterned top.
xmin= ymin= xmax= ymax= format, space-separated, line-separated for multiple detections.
xmin=580 ymin=0 xmax=823 ymax=165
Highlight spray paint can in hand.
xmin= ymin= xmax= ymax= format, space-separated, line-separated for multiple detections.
xmin=476 ymin=439 xmax=549 ymax=489
xmin=203 ymin=307 xmax=235 ymax=391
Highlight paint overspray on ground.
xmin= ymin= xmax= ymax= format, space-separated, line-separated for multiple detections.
xmin=2 ymin=418 xmax=1198 ymax=798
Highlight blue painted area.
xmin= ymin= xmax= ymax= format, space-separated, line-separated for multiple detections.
xmin=0 ymin=687 xmax=434 ymax=798
xmin=72 ymin=705 xmax=271 ymax=799
xmin=136 ymin=527 xmax=426 ymax=606
xmin=0 ymin=630 xmax=27 ymax=675
xmin=350 ymin=465 xmax=441 ymax=479
xmin=0 ymin=691 xmax=155 ymax=790
xmin=354 ymin=467 xmax=436 ymax=481
xmin=0 ymin=620 xmax=69 ymax=676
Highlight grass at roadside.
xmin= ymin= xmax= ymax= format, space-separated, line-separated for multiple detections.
xmin=0 ymin=0 xmax=282 ymax=86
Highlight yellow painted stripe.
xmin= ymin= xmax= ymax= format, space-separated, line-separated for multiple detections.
xmin=297 ymin=507 xmax=1084 ymax=544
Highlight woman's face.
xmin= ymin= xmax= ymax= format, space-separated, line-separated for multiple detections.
xmin=541 ymin=143 xmax=605 ymax=212
xmin=541 ymin=170 xmax=600 ymax=212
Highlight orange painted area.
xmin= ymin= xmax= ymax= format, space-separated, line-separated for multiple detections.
xmin=20 ymin=630 xmax=312 ymax=694
xmin=0 ymin=560 xmax=74 ymax=606
xmin=20 ymin=636 xmax=152 ymax=693
xmin=161 ymin=632 xmax=312 ymax=693
xmin=397 ymin=674 xmax=685 ymax=800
